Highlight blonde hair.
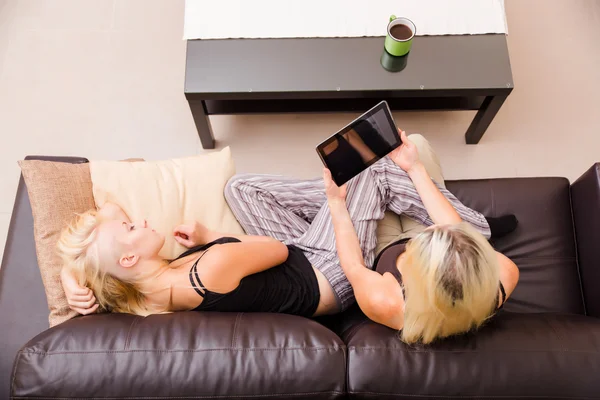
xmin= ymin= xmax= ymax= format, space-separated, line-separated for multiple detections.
xmin=57 ymin=209 xmax=157 ymax=316
xmin=401 ymin=222 xmax=500 ymax=344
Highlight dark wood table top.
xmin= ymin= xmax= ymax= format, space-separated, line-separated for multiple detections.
xmin=185 ymin=35 xmax=513 ymax=98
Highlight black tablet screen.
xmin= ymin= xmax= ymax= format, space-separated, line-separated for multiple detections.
xmin=317 ymin=103 xmax=400 ymax=186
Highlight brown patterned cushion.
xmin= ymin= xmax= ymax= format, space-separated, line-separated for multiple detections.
xmin=18 ymin=160 xmax=97 ymax=327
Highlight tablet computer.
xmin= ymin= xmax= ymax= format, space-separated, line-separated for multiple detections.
xmin=316 ymin=101 xmax=401 ymax=186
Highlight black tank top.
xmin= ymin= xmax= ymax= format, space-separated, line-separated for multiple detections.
xmin=176 ymin=237 xmax=320 ymax=317
xmin=374 ymin=239 xmax=506 ymax=310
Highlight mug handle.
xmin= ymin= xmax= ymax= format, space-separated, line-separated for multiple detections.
xmin=389 ymin=14 xmax=396 ymax=22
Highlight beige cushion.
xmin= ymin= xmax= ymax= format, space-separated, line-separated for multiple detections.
xmin=90 ymin=147 xmax=244 ymax=260
xmin=18 ymin=160 xmax=96 ymax=327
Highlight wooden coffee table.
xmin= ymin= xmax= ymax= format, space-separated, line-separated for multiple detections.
xmin=185 ymin=35 xmax=513 ymax=149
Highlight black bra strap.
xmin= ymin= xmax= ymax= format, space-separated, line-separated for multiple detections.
xmin=189 ymin=249 xmax=212 ymax=298
xmin=373 ymin=237 xmax=411 ymax=267
xmin=496 ymin=282 xmax=506 ymax=310
xmin=499 ymin=281 xmax=507 ymax=305
xmin=189 ymin=259 xmax=205 ymax=298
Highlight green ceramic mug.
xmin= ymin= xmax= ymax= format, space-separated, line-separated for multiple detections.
xmin=384 ymin=15 xmax=416 ymax=56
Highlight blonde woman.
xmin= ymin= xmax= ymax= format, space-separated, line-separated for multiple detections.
xmin=323 ymin=130 xmax=520 ymax=344
xmin=60 ymin=130 xmax=518 ymax=344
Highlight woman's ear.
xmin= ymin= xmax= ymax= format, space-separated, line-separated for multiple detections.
xmin=119 ymin=254 xmax=139 ymax=268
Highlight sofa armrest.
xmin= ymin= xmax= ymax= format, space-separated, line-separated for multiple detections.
xmin=571 ymin=163 xmax=600 ymax=318
xmin=0 ymin=156 xmax=89 ymax=397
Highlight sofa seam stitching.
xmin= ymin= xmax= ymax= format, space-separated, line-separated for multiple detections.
xmin=344 ymin=342 xmax=350 ymax=395
xmin=124 ymin=316 xmax=141 ymax=350
xmin=347 ymin=392 xmax=596 ymax=399
xmin=508 ymin=256 xmax=576 ymax=261
xmin=544 ymin=314 xmax=566 ymax=352
xmin=10 ymin=390 xmax=345 ymax=399
xmin=20 ymin=346 xmax=344 ymax=355
xmin=10 ymin=350 xmax=22 ymax=399
xmin=343 ymin=320 xmax=369 ymax=341
xmin=346 ymin=346 xmax=598 ymax=354
xmin=231 ymin=312 xmax=243 ymax=349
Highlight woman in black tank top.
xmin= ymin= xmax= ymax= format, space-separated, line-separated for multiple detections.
xmin=373 ymin=239 xmax=507 ymax=312
xmin=58 ymin=201 xmax=328 ymax=318
xmin=322 ymin=130 xmax=520 ymax=344
xmin=176 ymin=237 xmax=319 ymax=316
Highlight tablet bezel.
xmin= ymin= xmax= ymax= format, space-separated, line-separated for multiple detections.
xmin=316 ymin=101 xmax=401 ymax=186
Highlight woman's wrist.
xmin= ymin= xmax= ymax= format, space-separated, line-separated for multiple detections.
xmin=203 ymin=229 xmax=221 ymax=244
xmin=327 ymin=198 xmax=347 ymax=210
xmin=60 ymin=266 xmax=79 ymax=286
xmin=406 ymin=161 xmax=426 ymax=179
xmin=59 ymin=266 xmax=69 ymax=284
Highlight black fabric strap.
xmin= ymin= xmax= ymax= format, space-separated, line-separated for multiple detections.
xmin=189 ymin=259 xmax=205 ymax=298
xmin=182 ymin=237 xmax=242 ymax=304
xmin=373 ymin=237 xmax=411 ymax=265
xmin=499 ymin=281 xmax=507 ymax=305
xmin=189 ymin=247 xmax=213 ymax=298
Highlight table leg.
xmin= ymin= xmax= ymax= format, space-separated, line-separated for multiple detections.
xmin=465 ymin=95 xmax=508 ymax=144
xmin=189 ymin=100 xmax=215 ymax=149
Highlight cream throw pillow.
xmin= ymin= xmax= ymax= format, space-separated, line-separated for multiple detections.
xmin=90 ymin=147 xmax=244 ymax=260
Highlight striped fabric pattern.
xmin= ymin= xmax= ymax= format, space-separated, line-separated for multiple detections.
xmin=224 ymin=156 xmax=490 ymax=311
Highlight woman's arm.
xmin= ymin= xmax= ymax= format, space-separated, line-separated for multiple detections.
xmin=328 ymin=199 xmax=404 ymax=328
xmin=199 ymin=240 xmax=289 ymax=291
xmin=60 ymin=267 xmax=99 ymax=315
xmin=60 ymin=203 xmax=125 ymax=315
xmin=202 ymin=230 xmax=279 ymax=244
xmin=324 ymin=169 xmax=404 ymax=329
xmin=405 ymin=162 xmax=461 ymax=225
xmin=390 ymin=131 xmax=460 ymax=225
xmin=496 ymin=252 xmax=520 ymax=306
xmin=388 ymin=131 xmax=490 ymax=236
xmin=173 ymin=221 xmax=277 ymax=248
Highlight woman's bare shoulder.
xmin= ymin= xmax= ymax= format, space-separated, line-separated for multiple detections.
xmin=365 ymin=272 xmax=405 ymax=330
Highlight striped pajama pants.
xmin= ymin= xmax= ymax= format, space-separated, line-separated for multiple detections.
xmin=224 ymin=156 xmax=491 ymax=311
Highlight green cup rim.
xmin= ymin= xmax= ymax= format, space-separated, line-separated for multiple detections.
xmin=387 ymin=17 xmax=416 ymax=42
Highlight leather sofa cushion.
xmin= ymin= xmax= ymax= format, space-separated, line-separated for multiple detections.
xmin=344 ymin=312 xmax=600 ymax=399
xmin=447 ymin=177 xmax=584 ymax=314
xmin=12 ymin=312 xmax=346 ymax=399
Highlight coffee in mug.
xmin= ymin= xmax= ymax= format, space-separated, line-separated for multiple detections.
xmin=389 ymin=24 xmax=413 ymax=41
xmin=384 ymin=16 xmax=416 ymax=57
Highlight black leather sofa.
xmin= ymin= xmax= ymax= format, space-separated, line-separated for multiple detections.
xmin=1 ymin=156 xmax=600 ymax=399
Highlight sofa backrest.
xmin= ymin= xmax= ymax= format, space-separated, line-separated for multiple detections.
xmin=447 ymin=177 xmax=585 ymax=315
xmin=571 ymin=163 xmax=600 ymax=318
